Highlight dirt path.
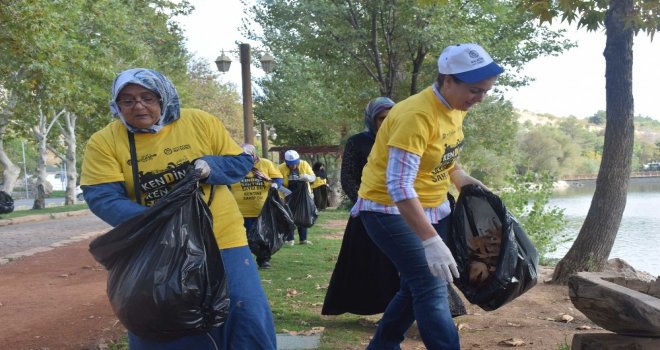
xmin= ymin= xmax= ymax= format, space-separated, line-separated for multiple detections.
xmin=0 ymin=216 xmax=609 ymax=350
xmin=0 ymin=238 xmax=125 ymax=350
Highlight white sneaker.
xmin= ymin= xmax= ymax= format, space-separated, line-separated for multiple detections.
xmin=299 ymin=240 xmax=312 ymax=245
xmin=285 ymin=240 xmax=295 ymax=246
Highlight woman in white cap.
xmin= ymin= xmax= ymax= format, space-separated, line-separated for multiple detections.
xmin=353 ymin=43 xmax=503 ymax=349
xmin=277 ymin=149 xmax=316 ymax=245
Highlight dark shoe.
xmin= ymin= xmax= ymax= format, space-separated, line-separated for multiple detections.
xmin=259 ymin=261 xmax=272 ymax=269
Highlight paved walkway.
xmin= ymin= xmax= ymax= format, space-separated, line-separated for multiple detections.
xmin=0 ymin=210 xmax=111 ymax=265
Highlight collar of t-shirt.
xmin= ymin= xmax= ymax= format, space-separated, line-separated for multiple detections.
xmin=432 ymin=82 xmax=452 ymax=110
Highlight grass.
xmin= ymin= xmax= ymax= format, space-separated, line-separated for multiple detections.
xmin=260 ymin=208 xmax=377 ymax=349
xmin=99 ymin=208 xmax=374 ymax=349
xmin=0 ymin=203 xmax=89 ymax=220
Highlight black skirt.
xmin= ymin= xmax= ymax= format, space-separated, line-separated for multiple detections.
xmin=322 ymin=215 xmax=400 ymax=315
xmin=322 ymin=215 xmax=467 ymax=317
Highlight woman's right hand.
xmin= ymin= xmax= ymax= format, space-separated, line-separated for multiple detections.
xmin=422 ymin=235 xmax=459 ymax=283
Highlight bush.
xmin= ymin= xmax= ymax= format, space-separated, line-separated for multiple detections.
xmin=499 ymin=173 xmax=568 ymax=263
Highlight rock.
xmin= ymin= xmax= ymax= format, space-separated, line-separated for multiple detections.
xmin=569 ymin=272 xmax=660 ymax=337
xmin=572 ymin=333 xmax=660 ymax=350
xmin=605 ymin=258 xmax=656 ymax=283
xmin=649 ymin=279 xmax=660 ymax=298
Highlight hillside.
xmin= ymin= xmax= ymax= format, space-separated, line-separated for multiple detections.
xmin=515 ymin=109 xmax=660 ymax=144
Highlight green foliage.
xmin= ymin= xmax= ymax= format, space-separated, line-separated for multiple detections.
xmin=461 ymin=97 xmax=518 ymax=188
xmin=500 ymin=173 xmax=568 ymax=261
xmin=246 ymin=0 xmax=574 ymax=146
xmin=180 ymin=58 xmax=244 ymax=141
xmin=518 ymin=0 xmax=660 ymax=37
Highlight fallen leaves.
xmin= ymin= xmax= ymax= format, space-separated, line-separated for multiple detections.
xmin=498 ymin=338 xmax=526 ymax=347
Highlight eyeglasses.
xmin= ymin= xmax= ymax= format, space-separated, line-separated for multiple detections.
xmin=116 ymin=93 xmax=160 ymax=109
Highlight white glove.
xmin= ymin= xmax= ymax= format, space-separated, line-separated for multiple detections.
xmin=422 ymin=235 xmax=459 ymax=283
xmin=303 ymin=174 xmax=316 ymax=182
xmin=290 ymin=174 xmax=300 ymax=181
xmin=270 ymin=182 xmax=279 ymax=189
xmin=194 ymin=159 xmax=210 ymax=179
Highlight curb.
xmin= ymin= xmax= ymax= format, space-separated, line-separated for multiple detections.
xmin=0 ymin=209 xmax=92 ymax=227
xmin=0 ymin=209 xmax=105 ymax=266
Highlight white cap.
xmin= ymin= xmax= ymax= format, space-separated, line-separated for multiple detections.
xmin=284 ymin=150 xmax=300 ymax=165
xmin=437 ymin=43 xmax=504 ymax=83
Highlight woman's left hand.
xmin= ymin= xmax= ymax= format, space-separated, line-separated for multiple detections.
xmin=450 ymin=167 xmax=491 ymax=192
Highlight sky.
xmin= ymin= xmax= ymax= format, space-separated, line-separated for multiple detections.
xmin=176 ymin=0 xmax=660 ymax=121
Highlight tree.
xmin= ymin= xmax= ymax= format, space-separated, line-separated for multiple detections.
xmin=520 ymin=0 xmax=660 ymax=283
xmin=245 ymin=0 xmax=574 ymax=144
xmin=0 ymin=0 xmax=192 ymax=206
xmin=460 ymin=97 xmax=519 ymax=188
xmin=181 ymin=58 xmax=244 ymax=141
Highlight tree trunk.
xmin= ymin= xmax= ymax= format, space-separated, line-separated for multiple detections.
xmin=0 ymin=92 xmax=21 ymax=194
xmin=62 ymin=111 xmax=78 ymax=205
xmin=31 ymin=108 xmax=63 ymax=210
xmin=552 ymin=0 xmax=634 ymax=284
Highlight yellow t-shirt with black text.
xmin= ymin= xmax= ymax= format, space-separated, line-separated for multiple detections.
xmin=359 ymin=86 xmax=466 ymax=208
xmin=230 ymin=158 xmax=283 ymax=217
xmin=278 ymin=160 xmax=315 ymax=193
xmin=81 ymin=108 xmax=247 ymax=249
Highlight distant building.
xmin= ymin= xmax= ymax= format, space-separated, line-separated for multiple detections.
xmin=643 ymin=162 xmax=660 ymax=171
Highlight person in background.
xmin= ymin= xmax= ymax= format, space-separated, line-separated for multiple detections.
xmin=277 ymin=149 xmax=315 ymax=245
xmin=230 ymin=144 xmax=283 ymax=269
xmin=322 ymin=96 xmax=400 ymax=316
xmin=311 ymin=162 xmax=329 ymax=211
xmin=80 ymin=68 xmax=276 ymax=350
xmin=354 ymin=43 xmax=504 ymax=349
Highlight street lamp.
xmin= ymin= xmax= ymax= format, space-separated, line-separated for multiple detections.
xmin=215 ymin=43 xmax=275 ymax=144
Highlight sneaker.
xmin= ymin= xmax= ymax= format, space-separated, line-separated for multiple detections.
xmin=299 ymin=240 xmax=312 ymax=245
xmin=259 ymin=261 xmax=272 ymax=269
xmin=285 ymin=240 xmax=295 ymax=246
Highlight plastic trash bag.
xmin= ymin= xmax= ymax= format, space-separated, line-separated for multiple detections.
xmin=313 ymin=185 xmax=329 ymax=211
xmin=0 ymin=191 xmax=14 ymax=214
xmin=88 ymin=169 xmax=229 ymax=341
xmin=449 ymin=184 xmax=539 ymax=311
xmin=247 ymin=187 xmax=295 ymax=259
xmin=286 ymin=180 xmax=318 ymax=228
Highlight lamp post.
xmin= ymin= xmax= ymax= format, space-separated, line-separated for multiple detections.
xmin=259 ymin=122 xmax=277 ymax=158
xmin=215 ymin=43 xmax=275 ymax=144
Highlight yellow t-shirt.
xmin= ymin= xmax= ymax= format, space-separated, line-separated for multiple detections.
xmin=80 ymin=108 xmax=247 ymax=249
xmin=359 ymin=86 xmax=466 ymax=207
xmin=311 ymin=176 xmax=327 ymax=189
xmin=230 ymin=158 xmax=283 ymax=217
xmin=278 ymin=160 xmax=314 ymax=193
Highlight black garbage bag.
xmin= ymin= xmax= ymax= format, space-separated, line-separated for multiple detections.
xmin=313 ymin=185 xmax=329 ymax=211
xmin=88 ymin=169 xmax=229 ymax=341
xmin=247 ymin=187 xmax=295 ymax=260
xmin=449 ymin=184 xmax=539 ymax=311
xmin=0 ymin=191 xmax=14 ymax=214
xmin=286 ymin=180 xmax=318 ymax=228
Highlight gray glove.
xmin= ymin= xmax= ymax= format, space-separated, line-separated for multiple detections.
xmin=422 ymin=235 xmax=459 ymax=283
xmin=303 ymin=174 xmax=316 ymax=182
xmin=194 ymin=159 xmax=210 ymax=179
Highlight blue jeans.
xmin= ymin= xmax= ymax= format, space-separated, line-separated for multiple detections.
xmin=128 ymin=246 xmax=277 ymax=349
xmin=360 ymin=211 xmax=460 ymax=350
xmin=285 ymin=225 xmax=307 ymax=242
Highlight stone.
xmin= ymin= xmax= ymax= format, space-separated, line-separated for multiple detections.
xmin=572 ymin=333 xmax=660 ymax=350
xmin=569 ymin=272 xmax=660 ymax=337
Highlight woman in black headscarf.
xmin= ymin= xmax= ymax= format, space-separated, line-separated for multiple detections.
xmin=322 ymin=97 xmax=401 ymax=315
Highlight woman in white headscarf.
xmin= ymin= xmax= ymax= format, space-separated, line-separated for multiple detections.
xmin=80 ymin=68 xmax=277 ymax=349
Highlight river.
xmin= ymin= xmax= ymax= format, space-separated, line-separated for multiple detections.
xmin=548 ymin=178 xmax=660 ymax=277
